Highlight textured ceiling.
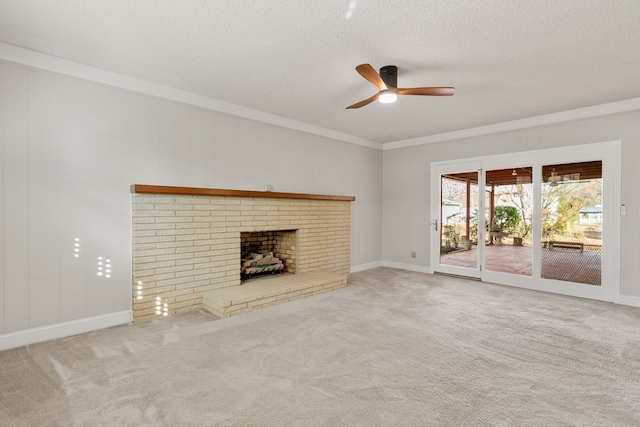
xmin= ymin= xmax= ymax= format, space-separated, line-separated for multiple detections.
xmin=1 ymin=0 xmax=640 ymax=144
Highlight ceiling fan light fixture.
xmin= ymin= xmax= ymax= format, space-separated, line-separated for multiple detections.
xmin=378 ymin=90 xmax=398 ymax=104
xmin=346 ymin=64 xmax=453 ymax=109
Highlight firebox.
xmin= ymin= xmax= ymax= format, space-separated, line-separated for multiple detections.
xmin=240 ymin=230 xmax=298 ymax=281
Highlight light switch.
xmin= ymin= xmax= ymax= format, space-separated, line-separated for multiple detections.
xmin=621 ymin=204 xmax=626 ymax=216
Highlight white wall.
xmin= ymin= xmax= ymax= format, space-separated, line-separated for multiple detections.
xmin=0 ymin=61 xmax=383 ymax=337
xmin=383 ymin=111 xmax=640 ymax=298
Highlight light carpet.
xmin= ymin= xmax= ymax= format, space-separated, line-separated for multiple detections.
xmin=2 ymin=267 xmax=640 ymax=426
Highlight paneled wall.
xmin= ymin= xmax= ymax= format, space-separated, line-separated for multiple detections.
xmin=383 ymin=111 xmax=640 ymax=298
xmin=0 ymin=61 xmax=383 ymax=335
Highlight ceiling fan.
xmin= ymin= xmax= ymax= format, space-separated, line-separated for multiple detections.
xmin=547 ymin=169 xmax=581 ymax=187
xmin=346 ymin=64 xmax=454 ymax=109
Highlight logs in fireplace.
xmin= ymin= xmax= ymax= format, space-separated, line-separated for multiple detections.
xmin=241 ymin=251 xmax=284 ymax=279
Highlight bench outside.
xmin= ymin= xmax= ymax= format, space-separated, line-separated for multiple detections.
xmin=548 ymin=240 xmax=584 ymax=252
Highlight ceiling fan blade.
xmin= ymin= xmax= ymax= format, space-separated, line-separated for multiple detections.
xmin=355 ymin=64 xmax=387 ymax=91
xmin=345 ymin=92 xmax=380 ymax=109
xmin=398 ymin=87 xmax=455 ymax=96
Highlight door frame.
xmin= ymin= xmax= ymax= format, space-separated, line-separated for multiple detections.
xmin=430 ymin=141 xmax=621 ymax=302
xmin=430 ymin=160 xmax=483 ymax=279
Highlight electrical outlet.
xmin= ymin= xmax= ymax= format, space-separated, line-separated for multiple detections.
xmin=411 ymin=251 xmax=417 ymax=258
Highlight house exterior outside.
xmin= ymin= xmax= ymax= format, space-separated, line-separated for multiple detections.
xmin=580 ymin=206 xmax=603 ymax=224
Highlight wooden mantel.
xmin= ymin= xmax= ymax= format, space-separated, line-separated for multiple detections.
xmin=130 ymin=184 xmax=356 ymax=202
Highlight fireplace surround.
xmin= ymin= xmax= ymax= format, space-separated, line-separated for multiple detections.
xmin=131 ymin=185 xmax=354 ymax=321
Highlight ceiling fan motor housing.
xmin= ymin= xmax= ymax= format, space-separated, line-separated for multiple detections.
xmin=380 ymin=65 xmax=398 ymax=88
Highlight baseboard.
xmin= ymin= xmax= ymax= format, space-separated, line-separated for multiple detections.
xmin=0 ymin=310 xmax=133 ymax=351
xmin=350 ymin=261 xmax=383 ymax=273
xmin=617 ymin=295 xmax=640 ymax=308
xmin=382 ymin=261 xmax=432 ymax=274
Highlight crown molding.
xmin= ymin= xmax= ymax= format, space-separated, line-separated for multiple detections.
xmin=0 ymin=42 xmax=383 ymax=151
xmin=4 ymin=42 xmax=637 ymax=153
xmin=384 ymin=97 xmax=640 ymax=150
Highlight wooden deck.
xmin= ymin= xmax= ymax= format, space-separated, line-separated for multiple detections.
xmin=440 ymin=245 xmax=601 ymax=285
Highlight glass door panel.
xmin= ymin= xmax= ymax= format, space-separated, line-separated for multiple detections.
xmin=439 ymin=173 xmax=479 ymax=268
xmin=432 ymin=162 xmax=482 ymax=278
xmin=484 ymin=167 xmax=533 ymax=276
xmin=541 ymin=161 xmax=603 ymax=286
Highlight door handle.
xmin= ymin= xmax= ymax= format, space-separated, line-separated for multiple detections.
xmin=431 ymin=219 xmax=438 ymax=231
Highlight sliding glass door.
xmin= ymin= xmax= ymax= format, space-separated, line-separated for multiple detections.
xmin=431 ymin=142 xmax=619 ymax=302
xmin=541 ymin=161 xmax=603 ymax=286
xmin=432 ymin=161 xmax=482 ymax=278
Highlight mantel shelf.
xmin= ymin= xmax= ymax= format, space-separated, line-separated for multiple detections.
xmin=130 ymin=184 xmax=355 ymax=202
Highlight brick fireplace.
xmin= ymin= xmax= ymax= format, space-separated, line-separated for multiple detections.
xmin=131 ymin=185 xmax=354 ymax=321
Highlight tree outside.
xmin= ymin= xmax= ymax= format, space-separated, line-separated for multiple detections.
xmin=441 ymin=171 xmax=602 ymax=248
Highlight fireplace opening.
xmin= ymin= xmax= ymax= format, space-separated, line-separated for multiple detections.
xmin=240 ymin=230 xmax=298 ymax=282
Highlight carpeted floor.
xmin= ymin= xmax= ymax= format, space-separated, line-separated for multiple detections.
xmin=2 ymin=267 xmax=640 ymax=426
